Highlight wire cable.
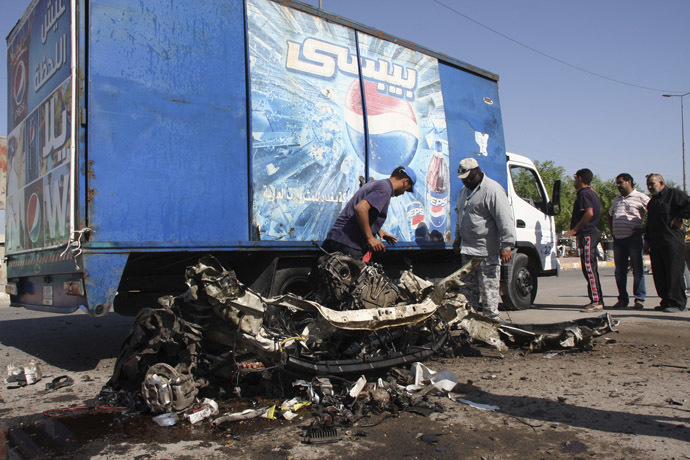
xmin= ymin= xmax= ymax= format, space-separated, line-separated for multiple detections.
xmin=432 ymin=0 xmax=688 ymax=94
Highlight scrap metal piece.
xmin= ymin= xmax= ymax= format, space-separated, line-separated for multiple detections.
xmin=458 ymin=313 xmax=507 ymax=352
xmin=141 ymin=363 xmax=198 ymax=413
xmin=431 ymin=258 xmax=482 ymax=305
xmin=397 ymin=269 xmax=434 ymax=302
xmin=301 ymin=426 xmax=342 ymax=444
xmin=498 ymin=314 xmax=617 ymax=351
xmin=212 ymin=407 xmax=270 ymax=425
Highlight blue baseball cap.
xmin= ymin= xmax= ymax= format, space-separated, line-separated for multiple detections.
xmin=400 ymin=166 xmax=417 ymax=193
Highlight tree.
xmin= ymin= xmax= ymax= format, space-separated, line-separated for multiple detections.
xmin=591 ymin=176 xmax=617 ymax=237
xmin=533 ymin=160 xmax=619 ymax=236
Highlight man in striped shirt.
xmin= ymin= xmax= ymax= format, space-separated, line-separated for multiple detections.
xmin=608 ymin=173 xmax=649 ymax=309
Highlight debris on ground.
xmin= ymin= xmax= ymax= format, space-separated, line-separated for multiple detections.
xmin=45 ymin=375 xmax=74 ymax=391
xmin=450 ymin=397 xmax=500 ymax=411
xmin=95 ymin=253 xmax=618 ymax=434
xmin=5 ymin=362 xmax=42 ymax=387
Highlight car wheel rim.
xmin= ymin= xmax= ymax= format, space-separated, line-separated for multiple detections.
xmin=516 ymin=268 xmax=533 ymax=298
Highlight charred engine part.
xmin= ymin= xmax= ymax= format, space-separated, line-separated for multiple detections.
xmin=350 ymin=265 xmax=400 ymax=309
xmin=141 ymin=362 xmax=199 ymax=413
xmin=316 ymin=252 xmax=400 ymax=310
xmin=342 ymin=328 xmax=407 ymax=357
xmin=285 ymin=328 xmax=448 ymax=376
xmin=107 ymin=308 xmax=204 ymax=393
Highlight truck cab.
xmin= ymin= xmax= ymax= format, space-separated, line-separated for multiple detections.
xmin=502 ymin=152 xmax=561 ymax=310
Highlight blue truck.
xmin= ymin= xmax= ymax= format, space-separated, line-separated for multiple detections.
xmin=5 ymin=0 xmax=560 ymax=316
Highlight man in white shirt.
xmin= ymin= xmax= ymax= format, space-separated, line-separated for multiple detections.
xmin=608 ymin=173 xmax=649 ymax=309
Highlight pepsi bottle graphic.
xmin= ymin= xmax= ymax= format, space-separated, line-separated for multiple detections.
xmin=426 ymin=141 xmax=449 ymax=241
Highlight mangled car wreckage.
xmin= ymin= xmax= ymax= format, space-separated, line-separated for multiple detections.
xmin=106 ymin=253 xmax=617 ymax=414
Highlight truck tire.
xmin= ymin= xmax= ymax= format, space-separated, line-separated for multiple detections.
xmin=501 ymin=253 xmax=537 ymax=311
xmin=272 ymin=266 xmax=313 ymax=297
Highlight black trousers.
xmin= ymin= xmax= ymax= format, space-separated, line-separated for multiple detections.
xmin=650 ymin=242 xmax=687 ymax=309
xmin=321 ymin=239 xmax=365 ymax=260
xmin=579 ymin=234 xmax=603 ymax=304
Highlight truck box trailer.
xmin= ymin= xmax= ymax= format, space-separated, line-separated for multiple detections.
xmin=5 ymin=0 xmax=560 ymax=316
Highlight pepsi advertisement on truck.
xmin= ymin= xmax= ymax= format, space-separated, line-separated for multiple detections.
xmin=6 ymin=0 xmax=72 ymax=255
xmin=247 ymin=0 xmax=451 ymax=243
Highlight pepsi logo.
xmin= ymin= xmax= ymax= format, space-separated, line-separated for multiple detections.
xmin=344 ymin=79 xmax=418 ymax=174
xmin=427 ymin=190 xmax=448 ymax=229
xmin=406 ymin=201 xmax=425 ymax=228
xmin=13 ymin=60 xmax=26 ymax=105
xmin=27 ymin=192 xmax=41 ymax=243
xmin=428 ymin=194 xmax=448 ymax=218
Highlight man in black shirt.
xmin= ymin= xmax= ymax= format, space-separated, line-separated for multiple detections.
xmin=564 ymin=168 xmax=603 ymax=311
xmin=645 ymin=174 xmax=690 ymax=312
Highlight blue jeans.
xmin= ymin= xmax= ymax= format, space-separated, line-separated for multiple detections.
xmin=613 ymin=235 xmax=646 ymax=303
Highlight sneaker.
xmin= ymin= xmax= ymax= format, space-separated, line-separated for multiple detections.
xmin=633 ymin=300 xmax=645 ymax=310
xmin=662 ymin=307 xmax=688 ymax=313
xmin=580 ymin=302 xmax=605 ymax=312
xmin=610 ymin=301 xmax=629 ymax=309
xmin=653 ymin=305 xmax=665 ymax=311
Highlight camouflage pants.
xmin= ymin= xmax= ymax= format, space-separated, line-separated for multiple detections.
xmin=460 ymin=254 xmax=501 ymax=318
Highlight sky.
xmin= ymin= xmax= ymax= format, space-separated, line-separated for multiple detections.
xmin=2 ymin=0 xmax=689 ymax=188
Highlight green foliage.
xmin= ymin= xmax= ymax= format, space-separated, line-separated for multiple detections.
xmin=533 ymin=160 xmax=621 ymax=236
xmin=591 ymin=177 xmax=618 ymax=237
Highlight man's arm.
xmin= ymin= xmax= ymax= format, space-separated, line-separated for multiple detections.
xmin=670 ymin=189 xmax=690 ymax=228
xmin=354 ymin=199 xmax=386 ymax=252
xmin=491 ymin=191 xmax=516 ymax=263
xmin=564 ymin=208 xmax=593 ymax=237
xmin=453 ymin=190 xmax=464 ymax=254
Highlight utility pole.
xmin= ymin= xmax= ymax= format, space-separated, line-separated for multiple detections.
xmin=663 ymin=92 xmax=690 ymax=193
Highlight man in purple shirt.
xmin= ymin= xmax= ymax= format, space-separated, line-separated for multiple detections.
xmin=323 ymin=166 xmax=417 ymax=259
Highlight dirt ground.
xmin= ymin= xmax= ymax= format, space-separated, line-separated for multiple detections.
xmin=1 ymin=267 xmax=689 ymax=459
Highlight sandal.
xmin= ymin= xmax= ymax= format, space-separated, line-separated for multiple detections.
xmin=580 ymin=302 xmax=604 ymax=312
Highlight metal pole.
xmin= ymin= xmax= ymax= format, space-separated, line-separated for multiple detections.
xmin=319 ymin=0 xmax=322 ymax=8
xmin=663 ymin=92 xmax=690 ymax=193
xmin=682 ymin=95 xmax=686 ymax=193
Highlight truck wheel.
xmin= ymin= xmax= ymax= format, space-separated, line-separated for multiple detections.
xmin=501 ymin=253 xmax=537 ymax=311
xmin=272 ymin=266 xmax=313 ymax=297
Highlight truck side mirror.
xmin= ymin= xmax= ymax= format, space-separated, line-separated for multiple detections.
xmin=548 ymin=180 xmax=561 ymax=216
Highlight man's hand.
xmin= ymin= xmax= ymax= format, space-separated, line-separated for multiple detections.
xmin=453 ymin=237 xmax=461 ymax=254
xmin=378 ymin=230 xmax=397 ymax=245
xmin=563 ymin=229 xmax=577 ymax=237
xmin=643 ymin=240 xmax=650 ymax=255
xmin=500 ymin=248 xmax=512 ymax=264
xmin=367 ymin=236 xmax=386 ymax=252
